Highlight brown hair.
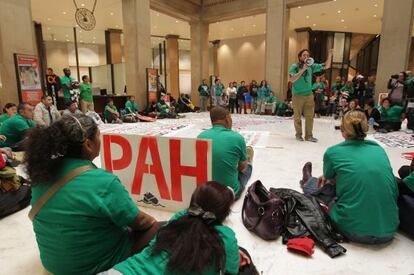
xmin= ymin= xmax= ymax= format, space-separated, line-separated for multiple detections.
xmin=341 ymin=110 xmax=368 ymax=140
xmin=210 ymin=106 xmax=229 ymax=123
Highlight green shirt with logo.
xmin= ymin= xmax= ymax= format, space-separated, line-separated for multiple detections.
xmin=0 ymin=114 xmax=35 ymax=147
xmin=198 ymin=84 xmax=210 ymax=96
xmin=380 ymin=105 xmax=402 ymax=122
xmin=104 ymin=105 xmax=118 ymax=121
xmin=323 ymin=140 xmax=399 ymax=238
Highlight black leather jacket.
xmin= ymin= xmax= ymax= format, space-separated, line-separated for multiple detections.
xmin=270 ymin=188 xmax=347 ymax=258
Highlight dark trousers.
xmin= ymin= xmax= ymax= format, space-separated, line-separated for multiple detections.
xmin=228 ymin=98 xmax=237 ymax=113
xmin=0 ymin=185 xmax=31 ymax=219
xmin=235 ymin=164 xmax=253 ymax=200
xmin=379 ymin=121 xmax=402 ymax=132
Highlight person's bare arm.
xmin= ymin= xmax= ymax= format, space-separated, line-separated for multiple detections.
xmin=129 ymin=210 xmax=157 ymax=231
xmin=324 ymin=49 xmax=334 ymax=70
xmin=238 ymin=160 xmax=248 ymax=172
xmin=289 ymin=64 xmax=308 ymax=83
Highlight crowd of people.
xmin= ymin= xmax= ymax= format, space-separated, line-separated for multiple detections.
xmin=1 ymin=52 xmax=414 ymax=274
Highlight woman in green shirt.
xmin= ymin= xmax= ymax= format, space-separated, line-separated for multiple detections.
xmin=107 ymin=181 xmax=248 ymax=275
xmin=301 ymin=111 xmax=399 ymax=244
xmin=125 ymin=96 xmax=139 ymax=113
xmin=0 ymin=103 xmax=17 ymax=125
xmin=25 ymin=115 xmax=159 ymax=275
xmin=378 ymin=97 xmax=403 ymax=132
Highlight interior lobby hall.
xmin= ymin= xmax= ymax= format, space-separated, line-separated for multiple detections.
xmin=1 ymin=0 xmax=414 ymax=274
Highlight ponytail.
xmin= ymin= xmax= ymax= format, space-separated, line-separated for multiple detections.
xmin=341 ymin=111 xmax=369 ymax=140
xmin=24 ymin=114 xmax=97 ymax=184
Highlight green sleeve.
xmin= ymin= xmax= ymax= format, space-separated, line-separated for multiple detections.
xmin=113 ymin=106 xmax=118 ymax=112
xmin=14 ymin=119 xmax=31 ymax=133
xmin=105 ymin=105 xmax=110 ymax=112
xmin=60 ymin=76 xmax=69 ymax=86
xmin=134 ymin=102 xmax=138 ymax=111
xmin=323 ymin=150 xmax=335 ymax=179
xmin=340 ymin=87 xmax=345 ymax=91
xmin=198 ymin=85 xmax=202 ymax=93
xmin=403 ymin=173 xmax=414 ymax=193
xmin=216 ymin=226 xmax=240 ymax=274
xmin=289 ymin=64 xmax=298 ymax=76
xmin=125 ymin=101 xmax=131 ymax=109
xmin=312 ymin=83 xmax=318 ymax=91
xmin=311 ymin=63 xmax=324 ymax=74
xmin=98 ymin=177 xmax=139 ymax=227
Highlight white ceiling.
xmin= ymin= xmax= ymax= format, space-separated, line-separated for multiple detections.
xmin=32 ymin=0 xmax=410 ymax=47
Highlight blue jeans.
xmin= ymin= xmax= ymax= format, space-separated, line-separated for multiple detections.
xmin=251 ymin=97 xmax=258 ymax=113
xmin=235 ymin=164 xmax=253 ymax=200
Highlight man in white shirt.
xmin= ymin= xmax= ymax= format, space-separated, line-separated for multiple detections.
xmin=33 ymin=95 xmax=61 ymax=127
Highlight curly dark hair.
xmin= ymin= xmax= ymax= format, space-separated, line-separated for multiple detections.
xmin=24 ymin=114 xmax=98 ymax=184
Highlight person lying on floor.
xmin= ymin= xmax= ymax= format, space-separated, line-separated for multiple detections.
xmin=25 ymin=114 xmax=159 ymax=275
xmin=102 ymin=181 xmax=251 ymax=275
xmin=378 ymin=97 xmax=403 ymax=132
xmin=198 ymin=107 xmax=253 ymax=200
xmin=299 ymin=110 xmax=399 ymax=244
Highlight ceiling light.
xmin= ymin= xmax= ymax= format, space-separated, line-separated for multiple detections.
xmin=66 ymin=39 xmax=70 ymax=42
xmin=341 ymin=19 xmax=345 ymax=22
xmin=47 ymin=27 xmax=51 ymax=30
xmin=62 ymin=11 xmax=67 ymax=15
xmin=80 ymin=40 xmax=83 ymax=43
xmin=47 ymin=18 xmax=51 ymax=21
xmin=79 ymin=30 xmax=82 ymax=33
xmin=337 ymin=10 xmax=341 ymax=14
xmin=53 ymin=38 xmax=57 ymax=41
xmin=156 ymin=13 xmax=160 ymax=16
xmin=110 ymin=12 xmax=114 ymax=16
xmin=306 ymin=15 xmax=310 ymax=19
xmin=252 ymin=24 xmax=256 ymax=27
xmin=298 ymin=6 xmax=301 ymax=8
xmin=92 ymin=41 xmax=95 ymax=43
xmin=374 ymin=3 xmax=378 ymax=7
xmin=81 ymin=3 xmax=85 ymax=7
xmin=313 ymin=23 xmax=316 ymax=27
xmin=373 ymin=14 xmax=377 ymax=18
xmin=65 ymin=34 xmax=69 ymax=37
xmin=115 ymin=25 xmax=119 ymax=28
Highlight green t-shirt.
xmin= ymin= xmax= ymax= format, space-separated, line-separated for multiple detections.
xmin=340 ymin=86 xmax=355 ymax=99
xmin=323 ymin=140 xmax=399 ymax=237
xmin=0 ymin=114 xmax=35 ymax=147
xmin=257 ymin=86 xmax=270 ymax=99
xmin=402 ymin=173 xmax=414 ymax=193
xmin=104 ymin=105 xmax=118 ymax=121
xmin=157 ymin=102 xmax=169 ymax=114
xmin=31 ymin=158 xmax=139 ymax=275
xmin=198 ymin=125 xmax=247 ymax=195
xmin=198 ymin=84 xmax=210 ymax=96
xmin=125 ymin=100 xmax=138 ymax=113
xmin=312 ymin=82 xmax=326 ymax=100
xmin=113 ymin=210 xmax=239 ymax=275
xmin=61 ymin=75 xmax=75 ymax=100
xmin=266 ymin=95 xmax=278 ymax=103
xmin=380 ymin=105 xmax=402 ymax=122
xmin=79 ymin=82 xmax=93 ymax=103
xmin=213 ymin=84 xmax=225 ymax=96
xmin=278 ymin=102 xmax=288 ymax=111
xmin=0 ymin=113 xmax=11 ymax=125
xmin=289 ymin=63 xmax=324 ymax=96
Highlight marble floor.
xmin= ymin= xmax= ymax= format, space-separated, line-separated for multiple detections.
xmin=1 ymin=113 xmax=414 ymax=275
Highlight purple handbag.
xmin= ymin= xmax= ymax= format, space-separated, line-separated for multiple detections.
xmin=242 ymin=180 xmax=285 ymax=240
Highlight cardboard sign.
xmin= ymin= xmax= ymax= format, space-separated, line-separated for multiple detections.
xmin=101 ymin=134 xmax=212 ymax=212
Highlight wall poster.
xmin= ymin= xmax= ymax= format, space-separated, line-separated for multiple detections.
xmin=14 ymin=54 xmax=43 ymax=105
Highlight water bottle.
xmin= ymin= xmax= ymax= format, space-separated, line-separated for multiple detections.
xmin=368 ymin=117 xmax=375 ymax=133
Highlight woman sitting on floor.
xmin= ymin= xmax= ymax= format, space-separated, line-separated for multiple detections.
xmin=25 ymin=114 xmax=159 ymax=275
xmin=300 ymin=110 xmax=399 ymax=244
xmin=364 ymin=98 xmax=381 ymax=129
xmin=378 ymin=97 xmax=403 ymax=132
xmin=103 ymin=181 xmax=249 ymax=275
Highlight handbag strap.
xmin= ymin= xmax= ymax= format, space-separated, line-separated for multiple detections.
xmin=242 ymin=194 xmax=265 ymax=231
xmin=28 ymin=165 xmax=95 ymax=221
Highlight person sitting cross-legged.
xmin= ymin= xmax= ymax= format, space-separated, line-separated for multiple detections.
xmin=299 ymin=110 xmax=399 ymax=244
xmin=0 ymin=103 xmax=36 ymax=150
xmin=63 ymin=100 xmax=83 ymax=116
xmin=198 ymin=107 xmax=253 ymax=200
xmin=26 ymin=114 xmax=160 ymax=275
xmin=104 ymin=98 xmax=122 ymax=123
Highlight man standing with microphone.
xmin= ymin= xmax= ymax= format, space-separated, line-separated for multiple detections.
xmin=289 ymin=49 xmax=333 ymax=142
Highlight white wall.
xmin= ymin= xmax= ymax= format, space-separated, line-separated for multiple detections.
xmin=217 ymin=34 xmax=266 ymax=85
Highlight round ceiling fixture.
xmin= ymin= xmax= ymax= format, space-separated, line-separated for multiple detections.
xmin=73 ymin=0 xmax=97 ymax=31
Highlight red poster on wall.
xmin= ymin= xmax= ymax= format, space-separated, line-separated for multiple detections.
xmin=14 ymin=54 xmax=43 ymax=105
xmin=146 ymin=68 xmax=159 ymax=104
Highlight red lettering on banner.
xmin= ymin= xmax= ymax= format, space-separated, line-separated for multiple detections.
xmin=131 ymin=136 xmax=171 ymax=199
xmin=169 ymin=139 xmax=208 ymax=201
xmin=103 ymin=135 xmax=132 ymax=172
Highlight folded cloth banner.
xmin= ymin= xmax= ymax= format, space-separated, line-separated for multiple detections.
xmin=101 ymin=134 xmax=212 ymax=212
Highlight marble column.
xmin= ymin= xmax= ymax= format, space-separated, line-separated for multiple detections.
xmin=265 ymin=0 xmax=288 ymax=100
xmin=376 ymin=0 xmax=414 ymax=96
xmin=166 ymin=34 xmax=180 ymax=99
xmin=212 ymin=40 xmax=220 ymax=77
xmin=190 ymin=20 xmax=209 ymax=106
xmin=0 ymin=0 xmax=37 ymax=105
xmin=122 ymin=0 xmax=151 ymax=110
